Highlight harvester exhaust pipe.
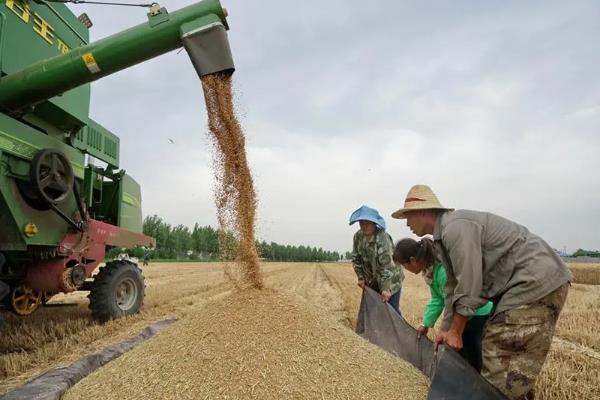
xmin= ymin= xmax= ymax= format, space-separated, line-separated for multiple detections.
xmin=182 ymin=21 xmax=235 ymax=77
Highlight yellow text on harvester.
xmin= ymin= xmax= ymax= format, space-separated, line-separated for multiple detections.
xmin=5 ymin=0 xmax=71 ymax=54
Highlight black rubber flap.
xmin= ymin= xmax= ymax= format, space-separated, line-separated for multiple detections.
xmin=182 ymin=23 xmax=235 ymax=77
xmin=0 ymin=319 xmax=176 ymax=400
xmin=428 ymin=346 xmax=507 ymax=400
xmin=356 ymin=287 xmax=436 ymax=377
xmin=356 ymin=287 xmax=507 ymax=400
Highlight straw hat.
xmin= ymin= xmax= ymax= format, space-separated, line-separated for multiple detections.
xmin=391 ymin=184 xmax=453 ymax=219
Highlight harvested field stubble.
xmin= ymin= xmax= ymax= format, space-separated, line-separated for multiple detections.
xmin=536 ymin=342 xmax=600 ymax=399
xmin=322 ymin=264 xmax=432 ymax=334
xmin=0 ymin=263 xmax=232 ymax=394
xmin=64 ymin=289 xmax=428 ymax=400
xmin=4 ymin=262 xmax=599 ymax=400
xmin=568 ymin=263 xmax=600 ymax=285
xmin=554 ymin=282 xmax=600 ymax=351
xmin=264 ymin=263 xmax=349 ymax=325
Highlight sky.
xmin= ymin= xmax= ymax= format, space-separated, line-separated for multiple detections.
xmin=68 ymin=0 xmax=600 ymax=254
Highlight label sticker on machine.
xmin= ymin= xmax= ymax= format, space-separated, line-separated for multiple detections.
xmin=82 ymin=52 xmax=101 ymax=73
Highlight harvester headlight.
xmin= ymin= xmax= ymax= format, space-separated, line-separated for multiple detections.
xmin=24 ymin=223 xmax=38 ymax=237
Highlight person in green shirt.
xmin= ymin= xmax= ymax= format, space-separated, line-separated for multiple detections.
xmin=393 ymin=237 xmax=493 ymax=372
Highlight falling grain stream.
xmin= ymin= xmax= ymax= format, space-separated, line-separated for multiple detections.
xmin=201 ymin=73 xmax=262 ymax=289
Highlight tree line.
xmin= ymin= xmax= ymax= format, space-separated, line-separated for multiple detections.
xmin=108 ymin=215 xmax=341 ymax=262
xmin=257 ymin=241 xmax=340 ymax=262
xmin=572 ymin=249 xmax=600 ymax=258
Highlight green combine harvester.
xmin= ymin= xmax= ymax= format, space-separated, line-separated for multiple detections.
xmin=0 ymin=0 xmax=234 ymax=320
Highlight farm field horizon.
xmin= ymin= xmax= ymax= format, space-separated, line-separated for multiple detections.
xmin=1 ymin=262 xmax=599 ymax=399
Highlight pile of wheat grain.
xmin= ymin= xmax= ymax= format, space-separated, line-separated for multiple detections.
xmin=63 ymin=288 xmax=428 ymax=400
xmin=0 ymin=263 xmax=234 ymax=394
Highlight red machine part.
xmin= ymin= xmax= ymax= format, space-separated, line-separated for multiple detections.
xmin=25 ymin=219 xmax=154 ymax=293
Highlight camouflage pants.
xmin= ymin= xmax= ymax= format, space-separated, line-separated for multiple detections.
xmin=481 ymin=283 xmax=569 ymax=400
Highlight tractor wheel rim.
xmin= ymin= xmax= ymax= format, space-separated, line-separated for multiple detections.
xmin=11 ymin=285 xmax=42 ymax=315
xmin=115 ymin=278 xmax=137 ymax=311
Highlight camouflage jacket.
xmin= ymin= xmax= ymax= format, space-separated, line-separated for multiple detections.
xmin=352 ymin=229 xmax=404 ymax=294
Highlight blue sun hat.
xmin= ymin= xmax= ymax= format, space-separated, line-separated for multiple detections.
xmin=349 ymin=205 xmax=386 ymax=230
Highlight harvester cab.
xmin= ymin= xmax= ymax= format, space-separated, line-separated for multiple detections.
xmin=0 ymin=0 xmax=234 ymax=320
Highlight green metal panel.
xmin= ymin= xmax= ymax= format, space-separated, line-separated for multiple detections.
xmin=0 ymin=0 xmax=91 ymax=126
xmin=118 ymin=174 xmax=143 ymax=233
xmin=72 ymin=118 xmax=120 ymax=168
xmin=0 ymin=157 xmax=78 ymax=250
xmin=0 ymin=112 xmax=85 ymax=249
xmin=0 ymin=112 xmax=85 ymax=176
xmin=0 ymin=183 xmax=25 ymax=251
xmin=0 ymin=0 xmax=88 ymax=74
xmin=0 ymin=0 xmax=229 ymax=112
xmin=0 ymin=11 xmax=4 ymax=71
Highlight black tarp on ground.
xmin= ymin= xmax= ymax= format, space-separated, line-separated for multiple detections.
xmin=0 ymin=319 xmax=176 ymax=400
xmin=356 ymin=287 xmax=506 ymax=400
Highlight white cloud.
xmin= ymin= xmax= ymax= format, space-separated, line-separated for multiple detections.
xmin=68 ymin=0 xmax=600 ymax=253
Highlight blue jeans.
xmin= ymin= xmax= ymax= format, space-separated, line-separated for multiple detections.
xmin=387 ymin=289 xmax=401 ymax=316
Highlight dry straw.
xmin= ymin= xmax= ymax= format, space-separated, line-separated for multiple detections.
xmin=568 ymin=263 xmax=600 ymax=285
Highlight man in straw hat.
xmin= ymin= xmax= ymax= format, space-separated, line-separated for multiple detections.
xmin=392 ymin=185 xmax=571 ymax=400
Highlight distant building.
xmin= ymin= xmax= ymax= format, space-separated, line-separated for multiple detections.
xmin=553 ymin=248 xmax=569 ymax=257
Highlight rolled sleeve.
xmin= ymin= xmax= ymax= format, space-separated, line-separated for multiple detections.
xmin=443 ymin=220 xmax=489 ymax=318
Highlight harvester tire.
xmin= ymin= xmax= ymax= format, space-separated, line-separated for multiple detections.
xmin=88 ymin=260 xmax=144 ymax=323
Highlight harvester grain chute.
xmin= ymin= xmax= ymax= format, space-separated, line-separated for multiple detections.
xmin=0 ymin=0 xmax=234 ymax=320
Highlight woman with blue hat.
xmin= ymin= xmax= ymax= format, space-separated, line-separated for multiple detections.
xmin=349 ymin=205 xmax=404 ymax=313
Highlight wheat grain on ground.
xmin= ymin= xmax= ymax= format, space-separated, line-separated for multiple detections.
xmin=3 ymin=262 xmax=599 ymax=399
xmin=64 ymin=288 xmax=428 ymax=400
xmin=0 ymin=263 xmax=285 ymax=393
